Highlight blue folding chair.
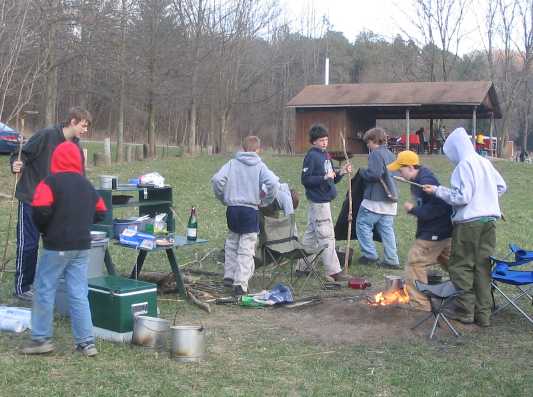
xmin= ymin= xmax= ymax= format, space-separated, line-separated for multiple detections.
xmin=490 ymin=257 xmax=533 ymax=326
xmin=509 ymin=244 xmax=533 ymax=264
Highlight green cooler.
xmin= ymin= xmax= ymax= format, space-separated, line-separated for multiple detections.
xmin=88 ymin=276 xmax=157 ymax=333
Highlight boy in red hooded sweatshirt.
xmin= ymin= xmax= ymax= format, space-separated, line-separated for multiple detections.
xmin=21 ymin=142 xmax=107 ymax=357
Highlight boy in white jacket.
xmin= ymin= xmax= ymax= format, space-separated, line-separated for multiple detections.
xmin=424 ymin=127 xmax=506 ymax=327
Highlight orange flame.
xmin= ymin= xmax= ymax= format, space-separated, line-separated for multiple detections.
xmin=370 ymin=286 xmax=410 ymax=306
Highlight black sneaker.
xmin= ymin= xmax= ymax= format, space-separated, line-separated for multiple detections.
xmin=233 ymin=285 xmax=246 ymax=297
xmin=223 ymin=278 xmax=234 ymax=288
xmin=377 ymin=262 xmax=401 ymax=270
xmin=76 ymin=342 xmax=98 ymax=357
xmin=358 ymin=256 xmax=378 ymax=265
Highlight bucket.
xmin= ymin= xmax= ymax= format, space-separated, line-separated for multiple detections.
xmin=385 ymin=275 xmax=404 ymax=291
xmin=132 ymin=316 xmax=170 ymax=350
xmin=99 ymin=175 xmax=117 ymax=190
xmin=170 ymin=325 xmax=205 ymax=362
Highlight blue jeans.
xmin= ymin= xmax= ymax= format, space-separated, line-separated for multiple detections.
xmin=31 ymin=249 xmax=94 ymax=345
xmin=356 ymin=206 xmax=399 ymax=265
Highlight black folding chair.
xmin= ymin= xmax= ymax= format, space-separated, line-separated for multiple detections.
xmin=254 ymin=213 xmax=325 ymax=294
xmin=411 ymin=280 xmax=464 ymax=339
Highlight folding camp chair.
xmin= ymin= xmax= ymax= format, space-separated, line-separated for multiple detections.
xmin=411 ymin=280 xmax=464 ymax=339
xmin=490 ymin=256 xmax=533 ymax=326
xmin=254 ymin=213 xmax=326 ymax=294
xmin=508 ymin=243 xmax=533 ymax=264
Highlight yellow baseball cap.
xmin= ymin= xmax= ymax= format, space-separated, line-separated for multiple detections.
xmin=387 ymin=150 xmax=420 ymax=171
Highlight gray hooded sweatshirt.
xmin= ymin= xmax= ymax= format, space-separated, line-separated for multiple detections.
xmin=436 ymin=127 xmax=507 ymax=223
xmin=212 ymin=152 xmax=279 ymax=209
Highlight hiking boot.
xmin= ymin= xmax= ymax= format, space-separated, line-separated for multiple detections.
xmin=294 ymin=269 xmax=310 ymax=278
xmin=330 ymin=271 xmax=351 ymax=282
xmin=358 ymin=256 xmax=378 ymax=265
xmin=475 ymin=315 xmax=491 ymax=328
xmin=233 ymin=285 xmax=247 ymax=297
xmin=223 ymin=278 xmax=234 ymax=288
xmin=441 ymin=306 xmax=474 ymax=324
xmin=21 ymin=340 xmax=55 ymax=355
xmin=76 ymin=342 xmax=98 ymax=357
xmin=13 ymin=290 xmax=34 ymax=302
xmin=377 ymin=261 xmax=401 ymax=270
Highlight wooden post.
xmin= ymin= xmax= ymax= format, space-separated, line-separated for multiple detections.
xmin=93 ymin=152 xmax=105 ymax=167
xmin=405 ymin=109 xmax=410 ymax=150
xmin=135 ymin=145 xmax=144 ymax=161
xmin=83 ymin=148 xmax=88 ymax=169
xmin=126 ymin=144 xmax=134 ymax=162
xmin=143 ymin=143 xmax=149 ymax=159
xmin=104 ymin=137 xmax=112 ymax=165
xmin=489 ymin=112 xmax=495 ymax=157
xmin=472 ymin=107 xmax=477 ymax=146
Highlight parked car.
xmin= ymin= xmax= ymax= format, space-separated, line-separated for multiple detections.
xmin=0 ymin=122 xmax=21 ymax=154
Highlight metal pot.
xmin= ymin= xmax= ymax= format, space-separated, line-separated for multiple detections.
xmin=385 ymin=275 xmax=404 ymax=291
xmin=132 ymin=316 xmax=170 ymax=350
xmin=99 ymin=175 xmax=117 ymax=190
xmin=170 ymin=325 xmax=205 ymax=362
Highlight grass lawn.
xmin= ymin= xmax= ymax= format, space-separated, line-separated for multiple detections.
xmin=1 ymin=143 xmax=533 ymax=396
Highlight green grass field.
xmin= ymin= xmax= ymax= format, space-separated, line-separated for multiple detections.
xmin=1 ymin=143 xmax=532 ymax=396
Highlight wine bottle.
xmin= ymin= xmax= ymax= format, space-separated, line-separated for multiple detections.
xmin=186 ymin=207 xmax=197 ymax=241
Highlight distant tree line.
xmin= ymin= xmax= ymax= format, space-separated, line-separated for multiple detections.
xmin=0 ymin=0 xmax=531 ymax=157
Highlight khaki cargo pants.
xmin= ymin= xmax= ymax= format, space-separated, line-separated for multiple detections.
xmin=405 ymin=238 xmax=451 ymax=311
xmin=448 ymin=220 xmax=496 ymax=324
xmin=224 ymin=231 xmax=258 ymax=292
xmin=297 ymin=202 xmax=342 ymax=276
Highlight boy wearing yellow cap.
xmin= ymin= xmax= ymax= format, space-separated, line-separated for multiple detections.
xmin=388 ymin=151 xmax=453 ymax=311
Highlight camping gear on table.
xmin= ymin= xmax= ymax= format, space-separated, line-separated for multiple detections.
xmin=88 ymin=276 xmax=157 ymax=333
xmin=99 ymin=175 xmax=118 ymax=190
xmin=170 ymin=325 xmax=206 ymax=362
xmin=132 ymin=315 xmax=170 ymax=350
xmin=112 ymin=215 xmax=151 ymax=239
xmin=119 ymin=229 xmax=156 ymax=250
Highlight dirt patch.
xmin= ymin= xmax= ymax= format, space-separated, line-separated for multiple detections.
xmin=198 ymin=293 xmax=481 ymax=346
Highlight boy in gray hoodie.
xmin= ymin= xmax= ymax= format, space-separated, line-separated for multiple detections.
xmin=424 ymin=127 xmax=506 ymax=327
xmin=212 ymin=136 xmax=279 ymax=296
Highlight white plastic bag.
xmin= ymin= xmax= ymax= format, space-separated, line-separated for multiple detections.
xmin=139 ymin=172 xmax=165 ymax=188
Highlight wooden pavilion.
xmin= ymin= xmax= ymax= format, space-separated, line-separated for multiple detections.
xmin=287 ymin=81 xmax=502 ymax=156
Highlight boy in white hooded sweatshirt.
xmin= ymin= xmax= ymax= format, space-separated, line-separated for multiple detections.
xmin=423 ymin=127 xmax=506 ymax=327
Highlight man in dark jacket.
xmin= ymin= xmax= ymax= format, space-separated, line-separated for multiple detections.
xmin=10 ymin=107 xmax=90 ymax=301
xmin=356 ymin=127 xmax=400 ymax=269
xmin=298 ymin=124 xmax=352 ymax=282
xmin=21 ymin=141 xmax=106 ymax=356
xmin=388 ymin=150 xmax=452 ymax=311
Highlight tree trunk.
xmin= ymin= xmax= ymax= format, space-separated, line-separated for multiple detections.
xmin=44 ymin=1 xmax=59 ymax=126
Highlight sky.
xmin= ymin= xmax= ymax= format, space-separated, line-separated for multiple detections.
xmin=281 ymin=0 xmax=489 ymax=55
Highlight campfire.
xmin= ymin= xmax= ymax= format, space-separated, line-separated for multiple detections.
xmin=369 ymin=285 xmax=410 ymax=306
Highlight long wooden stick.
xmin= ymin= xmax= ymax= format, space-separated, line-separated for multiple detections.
xmin=340 ymin=133 xmax=352 ymax=272
xmin=0 ymin=119 xmax=24 ymax=280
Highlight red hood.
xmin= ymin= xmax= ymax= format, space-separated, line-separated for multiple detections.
xmin=50 ymin=141 xmax=83 ymax=174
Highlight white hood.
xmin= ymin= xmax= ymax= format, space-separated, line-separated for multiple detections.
xmin=443 ymin=127 xmax=476 ymax=164
xmin=436 ymin=127 xmax=507 ymax=222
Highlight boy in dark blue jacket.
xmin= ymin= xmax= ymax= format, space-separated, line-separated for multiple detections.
xmin=388 ymin=150 xmax=452 ymax=311
xmin=298 ymin=124 xmax=351 ymax=281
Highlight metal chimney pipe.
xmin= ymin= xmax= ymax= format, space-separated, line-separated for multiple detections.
xmin=325 ymin=57 xmax=330 ymax=85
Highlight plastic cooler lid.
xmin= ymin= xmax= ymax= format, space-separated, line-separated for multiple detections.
xmin=88 ymin=276 xmax=157 ymax=294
